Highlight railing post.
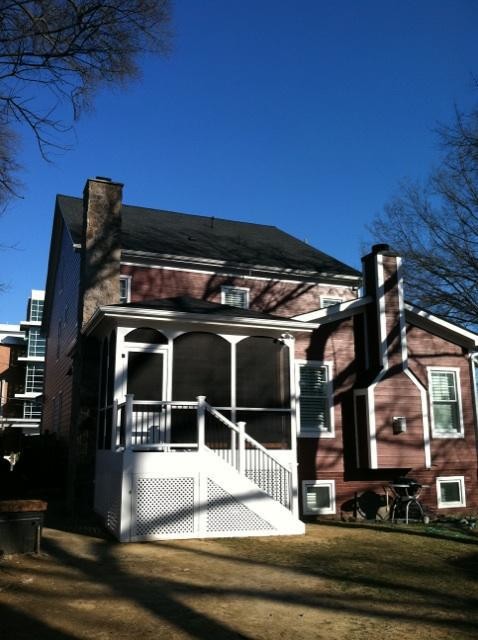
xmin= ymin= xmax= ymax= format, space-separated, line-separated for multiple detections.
xmin=124 ymin=394 xmax=134 ymax=450
xmin=237 ymin=421 xmax=246 ymax=476
xmin=197 ymin=395 xmax=206 ymax=450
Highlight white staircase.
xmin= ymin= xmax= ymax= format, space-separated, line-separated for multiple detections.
xmin=94 ymin=396 xmax=305 ymax=542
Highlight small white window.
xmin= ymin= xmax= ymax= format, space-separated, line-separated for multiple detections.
xmin=428 ymin=368 xmax=464 ymax=437
xmin=120 ymin=276 xmax=131 ymax=304
xmin=221 ymin=286 xmax=249 ymax=309
xmin=302 ymin=480 xmax=336 ymax=515
xmin=297 ymin=361 xmax=334 ymax=437
xmin=436 ymin=476 xmax=466 ymax=508
xmin=320 ymin=297 xmax=342 ymax=308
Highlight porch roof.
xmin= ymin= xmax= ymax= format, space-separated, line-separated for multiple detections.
xmin=83 ymin=296 xmax=317 ymax=335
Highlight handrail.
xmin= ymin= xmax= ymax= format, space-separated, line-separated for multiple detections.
xmin=203 ymin=399 xmax=292 ymax=509
xmin=204 ymin=402 xmax=289 ymax=467
xmin=107 ymin=395 xmax=293 ymax=510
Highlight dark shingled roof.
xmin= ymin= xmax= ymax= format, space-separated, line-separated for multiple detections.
xmin=112 ymin=295 xmax=293 ymax=321
xmin=57 ymin=195 xmax=359 ymax=277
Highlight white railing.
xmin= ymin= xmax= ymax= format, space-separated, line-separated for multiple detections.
xmin=104 ymin=394 xmax=292 ymax=510
xmin=200 ymin=398 xmax=292 ymax=509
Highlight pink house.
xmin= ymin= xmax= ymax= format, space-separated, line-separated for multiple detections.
xmin=41 ymin=177 xmax=478 ymax=540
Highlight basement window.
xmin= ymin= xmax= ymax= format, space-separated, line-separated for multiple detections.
xmin=436 ymin=476 xmax=466 ymax=509
xmin=302 ymin=480 xmax=336 ymax=515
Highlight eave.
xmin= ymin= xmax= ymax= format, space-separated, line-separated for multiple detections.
xmin=292 ymin=296 xmax=372 ymax=323
xmin=120 ymin=249 xmax=362 ymax=286
xmin=83 ymin=304 xmax=318 ymax=337
xmin=405 ymin=303 xmax=478 ymax=348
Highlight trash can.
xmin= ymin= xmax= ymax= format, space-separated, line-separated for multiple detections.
xmin=0 ymin=500 xmax=47 ymax=555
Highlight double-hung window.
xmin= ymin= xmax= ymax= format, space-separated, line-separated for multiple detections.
xmin=297 ymin=361 xmax=333 ymax=436
xmin=429 ymin=368 xmax=463 ymax=437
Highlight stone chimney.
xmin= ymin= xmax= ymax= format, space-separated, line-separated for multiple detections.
xmin=80 ymin=177 xmax=123 ymax=327
xmin=362 ymin=244 xmax=408 ymax=375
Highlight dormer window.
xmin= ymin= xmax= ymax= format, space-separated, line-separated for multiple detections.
xmin=221 ymin=286 xmax=249 ymax=309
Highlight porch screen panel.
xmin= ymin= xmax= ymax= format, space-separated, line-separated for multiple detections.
xmin=172 ymin=333 xmax=230 ymax=405
xmin=236 ymin=337 xmax=290 ymax=408
xmin=236 ymin=337 xmax=291 ymax=448
xmin=104 ymin=331 xmax=117 ymax=449
xmin=172 ymin=332 xmax=230 ymax=444
xmin=127 ymin=352 xmax=163 ymax=401
xmin=97 ymin=338 xmax=108 ymax=449
xmin=236 ymin=411 xmax=291 ymax=448
xmin=125 ymin=327 xmax=167 ymax=344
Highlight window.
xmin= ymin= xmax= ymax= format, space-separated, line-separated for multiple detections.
xmin=27 ymin=328 xmax=46 ymax=357
xmin=24 ymin=400 xmax=42 ymax=419
xmin=320 ymin=297 xmax=342 ymax=308
xmin=297 ymin=362 xmax=333 ymax=436
xmin=120 ymin=276 xmax=131 ymax=304
xmin=29 ymin=298 xmax=44 ymax=322
xmin=25 ymin=364 xmax=44 ymax=393
xmin=302 ymin=480 xmax=336 ymax=515
xmin=221 ymin=286 xmax=249 ymax=309
xmin=429 ymin=368 xmax=463 ymax=437
xmin=436 ymin=476 xmax=466 ymax=508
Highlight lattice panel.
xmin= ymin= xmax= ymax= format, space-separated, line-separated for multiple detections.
xmin=245 ymin=469 xmax=290 ymax=509
xmin=135 ymin=477 xmax=195 ymax=536
xmin=106 ymin=490 xmax=121 ymax=536
xmin=207 ymin=478 xmax=275 ymax=532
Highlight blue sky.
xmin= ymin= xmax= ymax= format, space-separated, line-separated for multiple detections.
xmin=1 ymin=0 xmax=478 ymax=322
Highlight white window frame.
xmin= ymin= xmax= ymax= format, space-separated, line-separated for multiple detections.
xmin=302 ymin=480 xmax=336 ymax=515
xmin=296 ymin=360 xmax=334 ymax=438
xmin=320 ymin=296 xmax=342 ymax=308
xmin=436 ymin=475 xmax=466 ymax=509
xmin=221 ymin=286 xmax=250 ymax=309
xmin=120 ymin=275 xmax=132 ymax=304
xmin=428 ymin=367 xmax=464 ymax=438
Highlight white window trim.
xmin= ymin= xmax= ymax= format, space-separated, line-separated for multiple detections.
xmin=296 ymin=360 xmax=334 ymax=438
xmin=120 ymin=275 xmax=132 ymax=304
xmin=436 ymin=475 xmax=466 ymax=509
xmin=428 ymin=366 xmax=464 ymax=438
xmin=320 ymin=296 xmax=343 ymax=308
xmin=302 ymin=480 xmax=336 ymax=515
xmin=221 ymin=285 xmax=250 ymax=309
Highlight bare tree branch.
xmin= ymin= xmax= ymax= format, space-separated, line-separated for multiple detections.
xmin=0 ymin=0 xmax=172 ymax=203
xmin=369 ymin=102 xmax=478 ymax=328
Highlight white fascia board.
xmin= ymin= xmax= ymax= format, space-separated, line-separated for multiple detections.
xmin=18 ymin=356 xmax=45 ymax=363
xmin=83 ymin=305 xmax=318 ymax=336
xmin=120 ymin=250 xmax=361 ymax=285
xmin=292 ymin=295 xmax=372 ymax=323
xmin=405 ymin=303 xmax=478 ymax=347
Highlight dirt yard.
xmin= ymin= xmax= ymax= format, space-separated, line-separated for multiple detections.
xmin=1 ymin=522 xmax=477 ymax=639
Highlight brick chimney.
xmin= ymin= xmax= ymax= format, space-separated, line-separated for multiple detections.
xmin=80 ymin=177 xmax=123 ymax=327
xmin=362 ymin=244 xmax=408 ymax=375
